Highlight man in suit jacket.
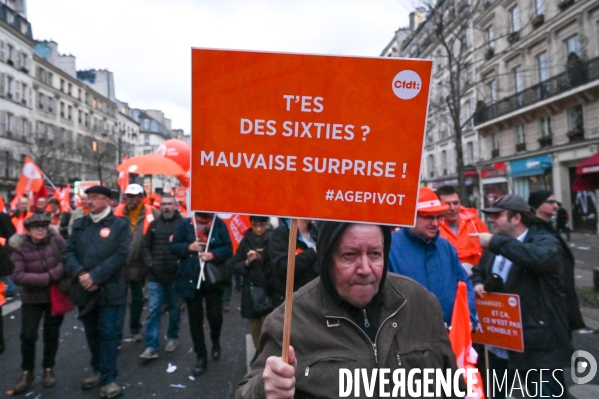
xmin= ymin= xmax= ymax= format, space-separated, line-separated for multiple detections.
xmin=471 ymin=194 xmax=572 ymax=398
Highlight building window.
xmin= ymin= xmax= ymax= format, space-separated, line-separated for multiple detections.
xmin=37 ymin=92 xmax=44 ymax=109
xmin=488 ymin=80 xmax=497 ymax=104
xmin=47 ymin=72 xmax=53 ymax=86
xmin=85 ymin=113 xmax=89 ymax=128
xmin=427 ymin=154 xmax=435 ymax=178
xmin=78 ymin=110 xmax=83 ymax=124
xmin=21 ymin=83 xmax=28 ymax=105
xmin=36 ymin=121 xmax=44 ymax=140
xmin=567 ymin=105 xmax=583 ymax=132
xmin=47 ymin=97 xmax=53 ymax=113
xmin=486 ymin=26 xmax=494 ymax=50
xmin=67 ymin=83 xmax=72 ymax=96
xmin=19 ymin=53 xmax=26 ymax=69
xmin=144 ymin=134 xmax=150 ymax=145
xmin=536 ymin=52 xmax=549 ymax=83
xmin=6 ymin=76 xmax=13 ymax=98
xmin=441 ymin=150 xmax=448 ymax=175
xmin=22 ymin=118 xmax=28 ymax=140
xmin=68 ymin=105 xmax=72 ymax=120
xmin=540 ymin=116 xmax=551 ymax=137
xmin=510 ymin=6 xmax=520 ymax=32
xmin=6 ymin=44 xmax=13 ymax=62
xmin=534 ymin=0 xmax=544 ymax=16
xmin=60 ymin=79 xmax=65 ymax=92
xmin=60 ymin=102 xmax=65 ymax=118
xmin=565 ymin=35 xmax=580 ymax=57
xmin=143 ymin=149 xmax=151 ymax=155
xmin=47 ymin=125 xmax=54 ymax=144
xmin=492 ymin=133 xmax=500 ymax=150
xmin=0 ymin=151 xmax=9 ymax=178
xmin=515 ymin=125 xmax=525 ymax=144
xmin=513 ymin=65 xmax=523 ymax=93
xmin=5 ymin=113 xmax=13 ymax=135
xmin=6 ymin=11 xmax=14 ymax=24
xmin=466 ymin=142 xmax=474 ymax=164
xmin=78 ymin=88 xmax=82 ymax=100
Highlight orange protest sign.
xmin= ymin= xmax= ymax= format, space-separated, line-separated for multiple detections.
xmin=472 ymin=292 xmax=523 ymax=352
xmin=191 ymin=49 xmax=432 ymax=225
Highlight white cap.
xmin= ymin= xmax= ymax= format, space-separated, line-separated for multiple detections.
xmin=125 ymin=183 xmax=144 ymax=195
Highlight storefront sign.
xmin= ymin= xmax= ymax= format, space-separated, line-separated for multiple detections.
xmin=480 ymin=162 xmax=506 ymax=179
xmin=509 ymin=154 xmax=552 ymax=178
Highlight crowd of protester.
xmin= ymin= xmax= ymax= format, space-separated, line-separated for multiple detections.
xmin=0 ymin=183 xmax=592 ymax=398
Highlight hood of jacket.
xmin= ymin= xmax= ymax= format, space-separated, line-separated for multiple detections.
xmin=459 ymin=206 xmax=479 ymax=221
xmin=316 ymin=222 xmax=391 ymax=307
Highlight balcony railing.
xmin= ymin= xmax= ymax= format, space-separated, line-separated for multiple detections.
xmin=475 ymin=56 xmax=599 ymax=125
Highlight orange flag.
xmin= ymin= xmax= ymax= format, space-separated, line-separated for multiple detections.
xmin=117 ymin=155 xmax=129 ymax=193
xmin=60 ymin=184 xmax=71 ymax=213
xmin=217 ymin=214 xmax=251 ymax=253
xmin=9 ymin=189 xmax=24 ymax=210
xmin=15 ymin=156 xmax=44 ymax=194
xmin=449 ymin=281 xmax=485 ymax=399
xmin=0 ymin=195 xmax=6 ymax=213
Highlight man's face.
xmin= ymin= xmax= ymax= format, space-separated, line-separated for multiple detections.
xmin=125 ymin=194 xmax=143 ymax=209
xmin=80 ymin=196 xmax=90 ymax=208
xmin=439 ymin=193 xmax=461 ymax=225
xmin=88 ymin=194 xmax=110 ymax=214
xmin=488 ymin=210 xmax=517 ymax=237
xmin=36 ymin=197 xmax=47 ymax=211
xmin=411 ymin=212 xmax=444 ymax=240
xmin=17 ymin=198 xmax=29 ymax=212
xmin=332 ymin=224 xmax=385 ymax=308
xmin=160 ymin=198 xmax=177 ymax=219
xmin=536 ymin=194 xmax=558 ymax=220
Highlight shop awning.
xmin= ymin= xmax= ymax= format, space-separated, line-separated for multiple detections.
xmin=576 ymin=152 xmax=599 ymax=175
xmin=572 ymin=174 xmax=599 ymax=191
xmin=509 ymin=154 xmax=552 ymax=178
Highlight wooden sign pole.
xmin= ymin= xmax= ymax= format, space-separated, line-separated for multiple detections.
xmin=282 ymin=218 xmax=298 ymax=364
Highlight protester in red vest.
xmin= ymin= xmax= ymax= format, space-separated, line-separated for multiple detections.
xmin=113 ymin=184 xmax=160 ymax=341
xmin=11 ymin=197 xmax=33 ymax=234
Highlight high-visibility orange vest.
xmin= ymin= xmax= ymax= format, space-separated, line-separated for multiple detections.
xmin=113 ymin=204 xmax=154 ymax=234
xmin=11 ymin=212 xmax=33 ymax=234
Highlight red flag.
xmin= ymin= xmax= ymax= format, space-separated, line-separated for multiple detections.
xmin=0 ymin=195 xmax=6 ymax=213
xmin=217 ymin=214 xmax=251 ymax=253
xmin=15 ymin=156 xmax=44 ymax=194
xmin=53 ymin=187 xmax=62 ymax=201
xmin=60 ymin=184 xmax=71 ymax=213
xmin=449 ymin=281 xmax=485 ymax=399
xmin=117 ymin=155 xmax=129 ymax=193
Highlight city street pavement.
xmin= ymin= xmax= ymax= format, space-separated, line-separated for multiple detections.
xmin=1 ymin=232 xmax=599 ymax=398
xmin=0 ymin=290 xmax=250 ymax=399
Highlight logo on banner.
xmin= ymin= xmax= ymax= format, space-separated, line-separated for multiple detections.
xmin=392 ymin=70 xmax=422 ymax=100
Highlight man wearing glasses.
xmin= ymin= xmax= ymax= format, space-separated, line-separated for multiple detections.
xmin=528 ymin=190 xmax=592 ymax=334
xmin=388 ymin=187 xmax=478 ymax=327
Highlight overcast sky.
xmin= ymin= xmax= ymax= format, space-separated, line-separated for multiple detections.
xmin=28 ymin=0 xmax=412 ymax=134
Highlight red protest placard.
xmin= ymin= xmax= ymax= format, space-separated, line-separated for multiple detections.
xmin=472 ymin=292 xmax=523 ymax=352
xmin=191 ymin=49 xmax=432 ymax=226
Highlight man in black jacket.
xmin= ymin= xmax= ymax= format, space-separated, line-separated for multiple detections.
xmin=64 ymin=186 xmax=130 ymax=399
xmin=267 ymin=219 xmax=318 ymax=308
xmin=471 ymin=194 xmax=572 ymax=398
xmin=139 ymin=194 xmax=184 ymax=359
xmin=528 ymin=190 xmax=592 ymax=334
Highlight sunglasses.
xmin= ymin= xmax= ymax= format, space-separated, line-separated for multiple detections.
xmin=125 ymin=194 xmax=141 ymax=199
xmin=544 ymin=200 xmax=559 ymax=205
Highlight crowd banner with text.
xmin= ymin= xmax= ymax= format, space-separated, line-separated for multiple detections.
xmin=191 ymin=49 xmax=433 ymax=226
xmin=472 ymin=293 xmax=524 ymax=352
xmin=191 ymin=49 xmax=433 ymax=364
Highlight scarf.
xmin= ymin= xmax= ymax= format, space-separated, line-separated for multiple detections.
xmin=89 ymin=206 xmax=111 ymax=223
xmin=128 ymin=201 xmax=144 ymax=231
xmin=195 ymin=215 xmax=213 ymax=244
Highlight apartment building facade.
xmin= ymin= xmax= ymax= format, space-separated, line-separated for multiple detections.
xmin=474 ymin=0 xmax=599 ymax=233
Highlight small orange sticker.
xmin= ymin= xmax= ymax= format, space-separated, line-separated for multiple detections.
xmin=99 ymin=227 xmax=110 ymax=238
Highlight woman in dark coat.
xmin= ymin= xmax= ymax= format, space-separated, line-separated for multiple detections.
xmin=170 ymin=212 xmax=232 ymax=377
xmin=10 ymin=214 xmax=66 ymax=394
xmin=230 ymin=216 xmax=272 ymax=354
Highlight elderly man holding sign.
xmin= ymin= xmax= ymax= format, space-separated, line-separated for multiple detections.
xmin=236 ymin=222 xmax=461 ymax=398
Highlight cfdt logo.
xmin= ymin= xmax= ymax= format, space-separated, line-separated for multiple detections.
xmin=392 ymin=70 xmax=422 ymax=100
xmin=571 ymin=350 xmax=598 ymax=385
